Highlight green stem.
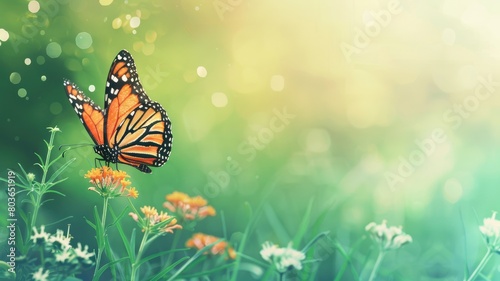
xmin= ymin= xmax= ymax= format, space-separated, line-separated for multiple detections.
xmin=28 ymin=191 xmax=42 ymax=242
xmin=368 ymin=250 xmax=386 ymax=281
xmin=467 ymin=249 xmax=493 ymax=281
xmin=278 ymin=272 xmax=284 ymax=281
xmin=131 ymin=228 xmax=150 ymax=281
xmin=166 ymin=231 xmax=181 ymax=265
xmin=94 ymin=197 xmax=109 ymax=277
xmin=30 ymin=130 xmax=56 ymax=228
xmin=41 ymin=129 xmax=56 ymax=185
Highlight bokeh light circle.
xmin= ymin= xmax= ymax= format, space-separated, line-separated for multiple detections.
xmin=50 ymin=102 xmax=62 ymax=115
xmin=75 ymin=32 xmax=93 ymax=49
xmin=9 ymin=72 xmax=21 ymax=84
xmin=0 ymin=29 xmax=9 ymax=41
xmin=46 ymin=42 xmax=62 ymax=58
xmin=41 ymin=75 xmax=46 ymax=81
xmin=130 ymin=17 xmax=140 ymax=28
xmin=24 ymin=58 xmax=31 ymax=65
xmin=37 ymin=56 xmax=45 ymax=65
xmin=28 ymin=1 xmax=40 ymax=13
xmin=211 ymin=92 xmax=228 ymax=108
xmin=112 ymin=18 xmax=122 ymax=29
xmin=99 ymin=0 xmax=113 ymax=6
xmin=18 ymin=88 xmax=27 ymax=98
xmin=89 ymin=85 xmax=95 ymax=92
xmin=197 ymin=66 xmax=207 ymax=78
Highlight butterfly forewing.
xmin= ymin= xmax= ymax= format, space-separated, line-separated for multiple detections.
xmin=63 ymin=79 xmax=105 ymax=146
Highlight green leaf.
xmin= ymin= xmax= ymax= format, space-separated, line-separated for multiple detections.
xmin=150 ymin=256 xmax=189 ymax=281
xmin=176 ymin=262 xmax=235 ymax=279
xmin=93 ymin=257 xmax=130 ymax=281
xmin=62 ymin=277 xmax=83 ymax=281
xmin=46 ymin=158 xmax=75 ymax=184
xmin=93 ymin=206 xmax=104 ymax=248
xmin=263 ymin=204 xmax=290 ymax=243
xmin=230 ymin=202 xmax=255 ymax=281
xmin=45 ymin=189 xmax=66 ymax=197
xmin=166 ymin=239 xmax=223 ymax=281
xmin=333 ymin=237 xmax=364 ymax=281
xmin=34 ymin=152 xmax=45 ymax=166
xmin=293 ymin=197 xmax=314 ymax=248
xmin=85 ymin=216 xmax=97 ymax=230
xmin=110 ymin=207 xmax=134 ymax=263
xmin=137 ymin=248 xmax=190 ymax=268
xmin=43 ymin=139 xmax=50 ymax=150
xmin=46 ymin=153 xmax=64 ymax=169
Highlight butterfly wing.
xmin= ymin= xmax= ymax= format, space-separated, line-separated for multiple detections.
xmin=113 ymin=102 xmax=173 ymax=173
xmin=63 ymin=79 xmax=105 ymax=146
xmin=104 ymin=49 xmax=173 ymax=173
xmin=104 ymin=49 xmax=148 ymax=142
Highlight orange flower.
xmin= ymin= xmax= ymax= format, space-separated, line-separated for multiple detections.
xmin=141 ymin=206 xmax=158 ymax=219
xmin=130 ymin=205 xmax=182 ymax=234
xmin=84 ymin=166 xmax=137 ymax=199
xmin=125 ymin=187 xmax=139 ymax=199
xmin=186 ymin=233 xmax=236 ymax=259
xmin=163 ymin=192 xmax=216 ymax=222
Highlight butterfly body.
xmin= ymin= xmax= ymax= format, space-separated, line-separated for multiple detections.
xmin=64 ymin=50 xmax=172 ymax=173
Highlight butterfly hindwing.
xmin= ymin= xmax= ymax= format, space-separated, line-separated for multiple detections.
xmin=112 ymin=101 xmax=173 ymax=173
xmin=63 ymin=79 xmax=105 ymax=146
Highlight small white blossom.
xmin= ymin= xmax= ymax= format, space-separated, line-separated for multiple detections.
xmin=260 ymin=241 xmax=279 ymax=262
xmin=31 ymin=225 xmax=50 ymax=245
xmin=260 ymin=242 xmax=305 ymax=273
xmin=32 ymin=267 xmax=50 ymax=281
xmin=365 ymin=220 xmax=412 ymax=251
xmin=479 ymin=212 xmax=500 ymax=253
xmin=74 ymin=243 xmax=95 ymax=263
xmin=48 ymin=229 xmax=72 ymax=250
xmin=55 ymin=248 xmax=75 ymax=263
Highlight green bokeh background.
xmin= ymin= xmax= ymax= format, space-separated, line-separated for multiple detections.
xmin=2 ymin=0 xmax=500 ymax=280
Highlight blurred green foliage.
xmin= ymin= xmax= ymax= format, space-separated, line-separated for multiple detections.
xmin=3 ymin=0 xmax=500 ymax=279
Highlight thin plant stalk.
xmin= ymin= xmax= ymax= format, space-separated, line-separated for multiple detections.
xmin=94 ymin=196 xmax=109 ymax=277
xmin=31 ymin=128 xmax=57 ymax=228
xmin=166 ymin=231 xmax=181 ymax=265
xmin=467 ymin=249 xmax=493 ymax=281
xmin=368 ymin=251 xmax=386 ymax=281
xmin=131 ymin=228 xmax=150 ymax=281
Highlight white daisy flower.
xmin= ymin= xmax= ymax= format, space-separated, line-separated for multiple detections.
xmin=365 ymin=220 xmax=412 ymax=251
xmin=260 ymin=241 xmax=305 ymax=273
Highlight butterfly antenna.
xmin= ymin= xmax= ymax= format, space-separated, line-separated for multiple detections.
xmin=59 ymin=143 xmax=93 ymax=158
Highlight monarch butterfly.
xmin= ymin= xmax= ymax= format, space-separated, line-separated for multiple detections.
xmin=63 ymin=49 xmax=172 ymax=173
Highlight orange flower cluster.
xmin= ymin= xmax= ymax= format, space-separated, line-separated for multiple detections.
xmin=84 ymin=166 xmax=138 ymax=199
xmin=129 ymin=206 xmax=182 ymax=234
xmin=186 ymin=233 xmax=236 ymax=259
xmin=163 ymin=192 xmax=216 ymax=222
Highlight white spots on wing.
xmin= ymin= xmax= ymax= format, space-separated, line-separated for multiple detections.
xmin=111 ymin=75 xmax=118 ymax=83
xmin=121 ymin=75 xmax=128 ymax=82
